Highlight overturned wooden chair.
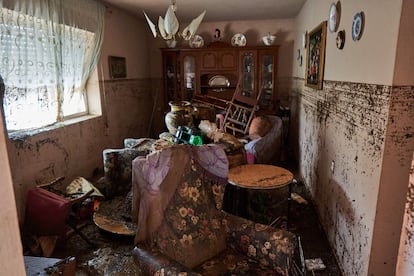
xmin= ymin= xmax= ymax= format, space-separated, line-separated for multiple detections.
xmin=223 ymin=77 xmax=262 ymax=136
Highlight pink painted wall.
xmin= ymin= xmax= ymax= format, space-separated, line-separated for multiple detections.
xmin=395 ymin=2 xmax=414 ymax=274
xmin=100 ymin=5 xmax=151 ymax=79
xmin=293 ymin=0 xmax=402 ymax=85
xmin=396 ymin=153 xmax=414 ymax=275
xmin=0 ymin=104 xmax=25 ymax=275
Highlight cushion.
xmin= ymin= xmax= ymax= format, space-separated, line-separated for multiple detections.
xmin=249 ymin=116 xmax=272 ymax=140
xmin=153 ymin=159 xmax=227 ymax=268
xmin=245 ymin=116 xmax=283 ymax=164
xmin=25 ymin=187 xmax=70 ymax=236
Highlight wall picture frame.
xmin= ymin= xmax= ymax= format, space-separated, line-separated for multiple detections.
xmin=305 ymin=21 xmax=327 ymax=90
xmin=108 ymin=56 xmax=127 ymax=79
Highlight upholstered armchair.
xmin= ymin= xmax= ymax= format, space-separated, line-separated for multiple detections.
xmin=131 ymin=144 xmax=296 ymax=275
xmin=244 ymin=115 xmax=283 ymax=164
xmin=98 ymin=138 xmax=155 ymax=198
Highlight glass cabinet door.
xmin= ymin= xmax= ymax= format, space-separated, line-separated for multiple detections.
xmin=182 ymin=55 xmax=196 ymax=101
xmin=163 ymin=51 xmax=181 ymax=107
xmin=259 ymin=51 xmax=276 ymax=108
xmin=240 ymin=51 xmax=256 ymax=98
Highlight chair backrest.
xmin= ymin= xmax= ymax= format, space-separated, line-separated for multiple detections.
xmin=223 ymin=76 xmax=262 ymax=136
xmin=133 ymin=144 xmax=229 ymax=268
xmin=25 ymin=187 xmax=71 ymax=236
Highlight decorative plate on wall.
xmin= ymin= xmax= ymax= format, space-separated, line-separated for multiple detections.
xmin=302 ymin=31 xmax=307 ymax=49
xmin=352 ymin=12 xmax=365 ymax=41
xmin=328 ymin=2 xmax=339 ymax=33
xmin=189 ymin=35 xmax=204 ymax=48
xmin=336 ymin=30 xmax=345 ymax=49
xmin=231 ymin=33 xmax=246 ymax=47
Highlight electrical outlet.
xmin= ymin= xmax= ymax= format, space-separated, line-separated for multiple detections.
xmin=330 ymin=160 xmax=335 ymax=173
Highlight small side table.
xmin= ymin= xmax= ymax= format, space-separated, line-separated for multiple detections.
xmin=225 ymin=164 xmax=294 ymax=227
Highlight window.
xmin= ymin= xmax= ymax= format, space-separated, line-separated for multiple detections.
xmin=0 ymin=0 xmax=104 ymax=131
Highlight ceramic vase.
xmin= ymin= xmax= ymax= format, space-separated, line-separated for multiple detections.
xmin=165 ymin=101 xmax=193 ymax=135
xmin=165 ymin=39 xmax=177 ymax=48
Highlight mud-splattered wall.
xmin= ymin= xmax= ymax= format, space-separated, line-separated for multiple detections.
xmin=290 ymin=0 xmax=414 ymax=275
xmin=7 ymin=78 xmax=154 ymax=221
xmin=291 ymin=78 xmax=395 ymax=275
xmin=396 ymin=153 xmax=414 ymax=274
xmin=368 ymin=85 xmax=414 ymax=275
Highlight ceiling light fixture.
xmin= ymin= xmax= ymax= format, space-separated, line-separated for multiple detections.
xmin=143 ymin=0 xmax=206 ymax=47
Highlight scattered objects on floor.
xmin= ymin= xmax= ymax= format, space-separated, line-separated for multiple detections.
xmin=305 ymin=258 xmax=326 ymax=271
xmin=292 ymin=192 xmax=308 ymax=204
xmin=24 ymin=255 xmax=76 ymax=276
xmin=93 ymin=193 xmax=136 ymax=236
xmin=23 ymin=168 xmax=342 ymax=275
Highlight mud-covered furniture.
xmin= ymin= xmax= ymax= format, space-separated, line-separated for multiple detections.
xmin=244 ymin=115 xmax=283 ymax=164
xmin=25 ymin=177 xmax=104 ymax=250
xmin=131 ymin=144 xmax=296 ymax=275
xmin=98 ymin=138 xmax=155 ymax=198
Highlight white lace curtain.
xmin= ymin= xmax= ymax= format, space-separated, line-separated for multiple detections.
xmin=0 ymin=0 xmax=104 ymax=130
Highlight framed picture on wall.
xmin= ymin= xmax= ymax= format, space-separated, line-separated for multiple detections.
xmin=108 ymin=56 xmax=127 ymax=79
xmin=305 ymin=21 xmax=327 ymax=90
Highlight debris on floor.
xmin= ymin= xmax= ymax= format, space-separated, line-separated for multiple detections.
xmin=93 ymin=192 xmax=136 ymax=235
xmin=24 ymin=255 xmax=76 ymax=276
xmin=84 ymin=247 xmax=138 ymax=275
xmin=291 ymin=192 xmax=308 ymax=204
xmin=24 ymin=168 xmax=342 ymax=275
xmin=305 ymin=258 xmax=326 ymax=271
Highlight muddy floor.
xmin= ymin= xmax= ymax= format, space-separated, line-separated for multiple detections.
xmin=27 ymin=166 xmax=343 ymax=275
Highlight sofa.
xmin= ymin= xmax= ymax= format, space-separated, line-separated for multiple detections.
xmin=131 ymin=144 xmax=297 ymax=275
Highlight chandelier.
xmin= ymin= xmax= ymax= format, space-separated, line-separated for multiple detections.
xmin=143 ymin=0 xmax=206 ymax=45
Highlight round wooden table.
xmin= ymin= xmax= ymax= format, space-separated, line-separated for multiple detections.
xmin=228 ymin=164 xmax=293 ymax=189
xmin=225 ymin=164 xmax=294 ymax=227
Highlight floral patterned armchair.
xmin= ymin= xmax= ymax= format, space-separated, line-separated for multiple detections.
xmin=131 ymin=144 xmax=297 ymax=275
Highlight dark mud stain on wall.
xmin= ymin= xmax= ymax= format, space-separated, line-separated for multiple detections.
xmin=36 ymin=138 xmax=69 ymax=158
xmin=385 ymin=86 xmax=414 ymax=167
xmin=35 ymin=138 xmax=70 ymax=183
xmin=293 ymin=78 xmax=395 ymax=275
xmin=300 ymin=80 xmax=391 ymax=159
xmin=405 ymin=160 xmax=414 ymax=244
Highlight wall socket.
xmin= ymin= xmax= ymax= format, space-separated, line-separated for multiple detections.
xmin=330 ymin=160 xmax=335 ymax=173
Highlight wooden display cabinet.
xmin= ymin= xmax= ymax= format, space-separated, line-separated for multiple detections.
xmin=200 ymin=49 xmax=237 ymax=71
xmin=238 ymin=48 xmax=278 ymax=111
xmin=161 ymin=44 xmax=279 ymax=112
xmin=257 ymin=48 xmax=278 ymax=110
xmin=181 ymin=52 xmax=198 ymax=102
xmin=162 ymin=50 xmax=181 ymax=109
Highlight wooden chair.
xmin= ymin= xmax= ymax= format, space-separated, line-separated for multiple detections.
xmin=223 ymin=77 xmax=262 ymax=136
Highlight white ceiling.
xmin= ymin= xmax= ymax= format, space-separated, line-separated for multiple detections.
xmin=102 ymin=0 xmax=307 ymax=22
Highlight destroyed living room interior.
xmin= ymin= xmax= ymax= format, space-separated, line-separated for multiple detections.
xmin=0 ymin=0 xmax=413 ymax=275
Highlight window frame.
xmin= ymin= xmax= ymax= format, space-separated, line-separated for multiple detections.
xmin=0 ymin=5 xmax=102 ymax=134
